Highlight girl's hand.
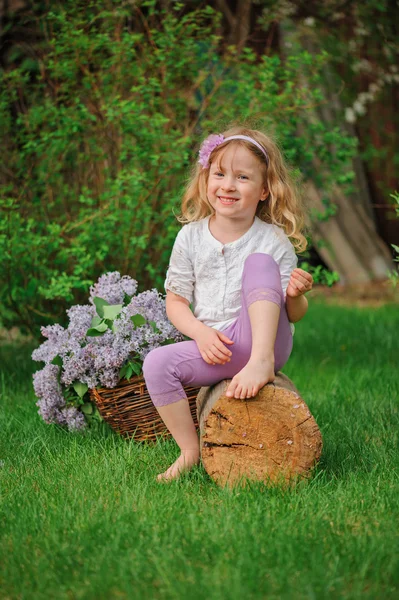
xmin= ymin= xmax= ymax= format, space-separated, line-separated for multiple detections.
xmin=192 ymin=324 xmax=234 ymax=365
xmin=286 ymin=268 xmax=313 ymax=298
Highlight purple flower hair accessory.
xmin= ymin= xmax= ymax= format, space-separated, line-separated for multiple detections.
xmin=198 ymin=134 xmax=225 ymax=169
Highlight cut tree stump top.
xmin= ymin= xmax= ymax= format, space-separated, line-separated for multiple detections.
xmin=196 ymin=372 xmax=323 ymax=489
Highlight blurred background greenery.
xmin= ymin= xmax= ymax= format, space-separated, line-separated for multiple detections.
xmin=1 ymin=0 xmax=398 ymax=340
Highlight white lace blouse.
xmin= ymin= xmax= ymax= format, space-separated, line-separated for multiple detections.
xmin=164 ymin=215 xmax=298 ymax=335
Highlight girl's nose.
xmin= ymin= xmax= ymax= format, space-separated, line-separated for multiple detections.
xmin=221 ymin=176 xmax=236 ymax=191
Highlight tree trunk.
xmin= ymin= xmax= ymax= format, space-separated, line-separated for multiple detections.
xmin=215 ymin=0 xmax=252 ymax=50
xmin=281 ymin=21 xmax=394 ymax=283
xmin=305 ymin=179 xmax=393 ymax=283
xmin=196 ymin=372 xmax=322 ymax=489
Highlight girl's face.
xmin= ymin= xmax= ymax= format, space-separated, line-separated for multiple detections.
xmin=207 ymin=144 xmax=268 ymax=222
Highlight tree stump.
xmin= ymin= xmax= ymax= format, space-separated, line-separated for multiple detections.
xmin=196 ymin=372 xmax=322 ymax=489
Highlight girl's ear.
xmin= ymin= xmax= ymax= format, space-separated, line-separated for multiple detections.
xmin=260 ymin=186 xmax=269 ymax=201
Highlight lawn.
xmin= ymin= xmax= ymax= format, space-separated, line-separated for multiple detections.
xmin=0 ymin=299 xmax=398 ymax=599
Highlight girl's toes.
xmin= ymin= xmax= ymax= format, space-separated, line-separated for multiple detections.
xmin=226 ymin=385 xmax=235 ymax=398
xmin=234 ymin=386 xmax=242 ymax=399
xmin=226 ymin=380 xmax=238 ymax=398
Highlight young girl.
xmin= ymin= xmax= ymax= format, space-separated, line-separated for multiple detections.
xmin=142 ymin=126 xmax=313 ymax=482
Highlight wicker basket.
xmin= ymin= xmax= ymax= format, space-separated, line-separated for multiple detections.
xmin=89 ymin=374 xmax=201 ymax=442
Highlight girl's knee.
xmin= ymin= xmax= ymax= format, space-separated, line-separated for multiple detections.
xmin=242 ymin=253 xmax=283 ymax=299
xmin=243 ymin=253 xmax=280 ymax=281
xmin=142 ymin=346 xmax=169 ymax=379
xmin=244 ymin=253 xmax=278 ymax=270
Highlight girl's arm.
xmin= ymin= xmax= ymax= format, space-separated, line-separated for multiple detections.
xmin=286 ymin=294 xmax=308 ymax=323
xmin=285 ymin=268 xmax=313 ymax=323
xmin=166 ymin=291 xmax=206 ymax=340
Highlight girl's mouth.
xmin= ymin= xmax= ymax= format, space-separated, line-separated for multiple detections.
xmin=218 ymin=196 xmax=239 ymax=205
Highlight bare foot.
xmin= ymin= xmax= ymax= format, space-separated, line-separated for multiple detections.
xmin=225 ymin=357 xmax=275 ymax=399
xmin=156 ymin=451 xmax=200 ymax=482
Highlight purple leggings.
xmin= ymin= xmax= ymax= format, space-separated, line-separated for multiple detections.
xmin=142 ymin=253 xmax=293 ymax=407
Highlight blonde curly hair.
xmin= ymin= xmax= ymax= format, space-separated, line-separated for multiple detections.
xmin=176 ymin=126 xmax=308 ymax=252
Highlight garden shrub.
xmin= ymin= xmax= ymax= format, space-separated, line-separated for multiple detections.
xmin=0 ymin=0 xmax=356 ymax=338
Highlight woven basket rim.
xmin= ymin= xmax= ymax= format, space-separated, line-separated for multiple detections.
xmin=92 ymin=373 xmax=143 ymax=393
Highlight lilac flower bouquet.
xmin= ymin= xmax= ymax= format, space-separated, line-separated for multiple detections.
xmin=32 ymin=272 xmax=184 ymax=432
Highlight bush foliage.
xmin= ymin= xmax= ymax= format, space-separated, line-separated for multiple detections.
xmin=0 ymin=0 xmax=356 ymax=338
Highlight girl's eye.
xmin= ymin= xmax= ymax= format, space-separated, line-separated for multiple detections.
xmin=213 ymin=172 xmax=248 ymax=179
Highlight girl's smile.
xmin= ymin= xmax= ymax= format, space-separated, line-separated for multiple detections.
xmin=218 ymin=196 xmax=240 ymax=204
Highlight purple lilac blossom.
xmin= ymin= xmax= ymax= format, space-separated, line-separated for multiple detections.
xmin=33 ymin=364 xmax=67 ymax=426
xmin=89 ymin=272 xmax=138 ymax=306
xmin=64 ymin=406 xmax=87 ymax=431
xmin=32 ymin=273 xmax=183 ymax=432
xmin=66 ymin=304 xmax=96 ymax=340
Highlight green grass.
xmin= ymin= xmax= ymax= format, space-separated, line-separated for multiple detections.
xmin=0 ymin=300 xmax=398 ymax=599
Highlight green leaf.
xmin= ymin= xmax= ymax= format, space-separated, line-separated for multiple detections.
xmin=92 ymin=407 xmax=103 ymax=421
xmin=51 ymin=355 xmax=63 ymax=367
xmin=131 ymin=362 xmax=142 ymax=375
xmin=123 ymin=292 xmax=133 ymax=305
xmin=149 ymin=320 xmax=160 ymax=333
xmin=103 ymin=304 xmax=123 ymax=320
xmin=81 ymin=402 xmax=93 ymax=415
xmin=86 ymin=328 xmax=105 ymax=337
xmin=131 ymin=313 xmax=146 ymax=328
xmin=90 ymin=315 xmax=102 ymax=327
xmin=73 ymin=381 xmax=88 ymax=398
xmin=86 ymin=321 xmax=108 ymax=336
xmin=93 ymin=296 xmax=110 ymax=318
xmin=119 ymin=363 xmax=128 ymax=378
